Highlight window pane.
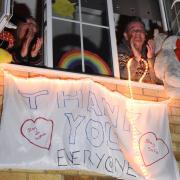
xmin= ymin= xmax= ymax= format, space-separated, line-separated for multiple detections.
xmin=113 ymin=0 xmax=161 ymax=21
xmin=53 ymin=20 xmax=82 ymax=72
xmin=52 ymin=0 xmax=80 ymax=21
xmin=51 ymin=0 xmax=114 ymax=77
xmin=81 ymin=0 xmax=109 ymax=27
xmin=82 ymin=24 xmax=113 ymax=76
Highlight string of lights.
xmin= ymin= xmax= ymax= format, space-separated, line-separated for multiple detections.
xmin=127 ymin=57 xmax=150 ymax=179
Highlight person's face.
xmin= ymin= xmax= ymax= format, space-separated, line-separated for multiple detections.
xmin=124 ymin=21 xmax=146 ymax=48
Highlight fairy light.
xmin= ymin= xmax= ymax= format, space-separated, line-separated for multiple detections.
xmin=127 ymin=57 xmax=150 ymax=179
xmin=0 ymin=67 xmax=12 ymax=79
xmin=127 ymin=58 xmax=133 ymax=99
xmin=127 ymin=100 xmax=150 ymax=179
xmin=0 ymin=66 xmax=26 ymax=82
xmin=0 ymin=67 xmax=4 ymax=72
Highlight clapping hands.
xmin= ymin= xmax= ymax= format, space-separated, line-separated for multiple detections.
xmin=146 ymin=39 xmax=155 ymax=59
xmin=17 ymin=18 xmax=43 ymax=58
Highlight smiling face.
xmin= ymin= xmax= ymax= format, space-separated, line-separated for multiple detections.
xmin=124 ymin=21 xmax=146 ymax=50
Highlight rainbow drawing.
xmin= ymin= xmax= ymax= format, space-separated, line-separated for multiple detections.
xmin=57 ymin=50 xmax=112 ymax=76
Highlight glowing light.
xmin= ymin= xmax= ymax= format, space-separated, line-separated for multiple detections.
xmin=127 ymin=58 xmax=133 ymax=99
xmin=127 ymin=58 xmax=150 ymax=179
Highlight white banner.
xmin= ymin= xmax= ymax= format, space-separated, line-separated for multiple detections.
xmin=0 ymin=73 xmax=179 ymax=180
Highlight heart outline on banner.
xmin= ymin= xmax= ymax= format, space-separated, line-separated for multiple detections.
xmin=139 ymin=132 xmax=169 ymax=167
xmin=20 ymin=117 xmax=54 ymax=150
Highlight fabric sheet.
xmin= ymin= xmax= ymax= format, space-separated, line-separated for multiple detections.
xmin=0 ymin=73 xmax=179 ymax=180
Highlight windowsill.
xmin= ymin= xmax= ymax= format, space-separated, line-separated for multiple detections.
xmin=0 ymin=63 xmax=164 ymax=90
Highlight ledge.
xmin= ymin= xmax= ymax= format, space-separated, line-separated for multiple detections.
xmin=0 ymin=63 xmax=164 ymax=91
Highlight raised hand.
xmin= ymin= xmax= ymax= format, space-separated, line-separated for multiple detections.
xmin=31 ymin=37 xmax=43 ymax=57
xmin=17 ymin=18 xmax=39 ymax=57
xmin=146 ymin=39 xmax=155 ymax=59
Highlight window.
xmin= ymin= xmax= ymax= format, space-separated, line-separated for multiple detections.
xmin=44 ymin=0 xmax=119 ymax=78
xmin=2 ymin=0 xmax=177 ymax=85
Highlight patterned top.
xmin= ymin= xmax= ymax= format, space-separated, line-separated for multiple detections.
xmin=118 ymin=39 xmax=155 ymax=83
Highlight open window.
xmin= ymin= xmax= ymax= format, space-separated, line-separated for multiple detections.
xmin=114 ymin=0 xmax=164 ymax=84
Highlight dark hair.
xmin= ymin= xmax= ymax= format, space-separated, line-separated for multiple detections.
xmin=124 ymin=17 xmax=145 ymax=32
xmin=116 ymin=15 xmax=146 ymax=45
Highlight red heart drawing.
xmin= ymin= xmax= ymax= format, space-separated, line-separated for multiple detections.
xmin=139 ymin=132 xmax=169 ymax=167
xmin=20 ymin=117 xmax=54 ymax=150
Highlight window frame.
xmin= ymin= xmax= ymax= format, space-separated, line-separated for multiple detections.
xmin=0 ymin=0 xmax=13 ymax=32
xmin=44 ymin=0 xmax=120 ymax=78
